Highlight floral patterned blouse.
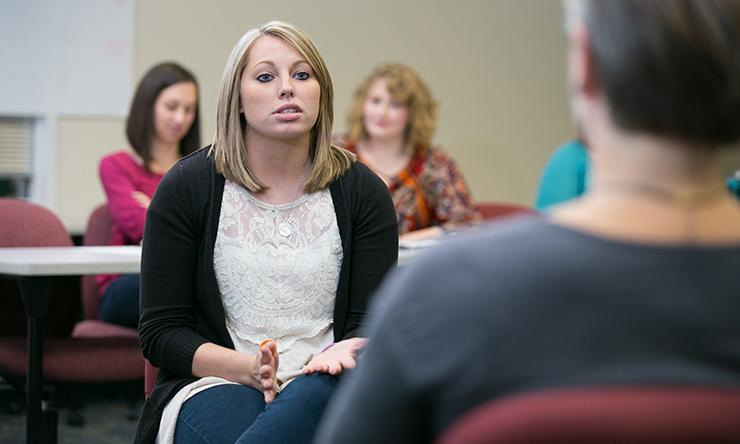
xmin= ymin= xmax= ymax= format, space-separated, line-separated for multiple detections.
xmin=343 ymin=140 xmax=482 ymax=235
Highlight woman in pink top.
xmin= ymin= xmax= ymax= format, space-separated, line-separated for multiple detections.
xmin=98 ymin=62 xmax=201 ymax=328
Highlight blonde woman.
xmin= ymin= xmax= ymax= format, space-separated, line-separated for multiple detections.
xmin=338 ymin=63 xmax=481 ymax=240
xmin=135 ymin=21 xmax=397 ymax=444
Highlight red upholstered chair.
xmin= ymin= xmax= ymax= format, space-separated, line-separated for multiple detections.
xmin=73 ymin=204 xmax=140 ymax=339
xmin=145 ymin=359 xmax=158 ymax=399
xmin=0 ymin=199 xmax=80 ymax=338
xmin=436 ymin=387 xmax=740 ymax=444
xmin=474 ymin=202 xmax=537 ymax=220
xmin=78 ymin=205 xmax=150 ymax=403
xmin=0 ymin=199 xmax=143 ymax=428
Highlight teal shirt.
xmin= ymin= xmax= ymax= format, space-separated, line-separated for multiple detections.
xmin=728 ymin=170 xmax=740 ymax=199
xmin=535 ymin=140 xmax=590 ymax=211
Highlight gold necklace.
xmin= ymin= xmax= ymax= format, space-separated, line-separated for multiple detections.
xmin=597 ymin=180 xmax=727 ymax=208
xmin=262 ymin=164 xmax=309 ymax=238
xmin=596 ymin=180 xmax=728 ymax=241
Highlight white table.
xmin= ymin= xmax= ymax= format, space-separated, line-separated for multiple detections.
xmin=397 ymin=248 xmax=417 ymax=267
xmin=397 ymin=238 xmax=442 ymax=267
xmin=0 ymin=246 xmax=141 ymax=444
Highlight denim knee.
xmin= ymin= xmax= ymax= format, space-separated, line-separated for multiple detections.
xmin=99 ymin=274 xmax=140 ymax=328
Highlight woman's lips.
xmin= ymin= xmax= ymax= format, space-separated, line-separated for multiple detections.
xmin=274 ymin=104 xmax=303 ymax=121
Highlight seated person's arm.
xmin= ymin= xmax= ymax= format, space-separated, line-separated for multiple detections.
xmin=99 ymin=155 xmax=149 ymax=243
xmin=305 ymin=165 xmax=398 ymax=374
xmin=410 ymin=151 xmax=480 ymax=240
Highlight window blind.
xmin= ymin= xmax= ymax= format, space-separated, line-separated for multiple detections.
xmin=0 ymin=118 xmax=32 ymax=175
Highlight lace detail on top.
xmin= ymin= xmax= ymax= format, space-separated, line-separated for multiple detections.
xmin=215 ymin=181 xmax=342 ymax=378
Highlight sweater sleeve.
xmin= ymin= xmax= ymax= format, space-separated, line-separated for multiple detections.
xmin=317 ymin=234 xmax=480 ymax=443
xmin=138 ymin=160 xmax=208 ymax=376
xmin=316 ymin=331 xmax=426 ymax=443
xmin=99 ymin=153 xmax=149 ymax=243
xmin=317 ymin=259 xmax=432 ymax=444
xmin=343 ymin=164 xmax=399 ymax=339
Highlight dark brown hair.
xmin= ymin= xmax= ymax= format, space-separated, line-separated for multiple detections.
xmin=126 ymin=62 xmax=201 ymax=169
xmin=583 ymin=0 xmax=740 ymax=147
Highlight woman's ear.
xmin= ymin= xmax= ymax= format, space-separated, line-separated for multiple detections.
xmin=568 ymin=21 xmax=599 ymax=100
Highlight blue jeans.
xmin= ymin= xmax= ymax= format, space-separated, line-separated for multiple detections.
xmin=99 ymin=274 xmax=140 ymax=328
xmin=175 ymin=373 xmax=339 ymax=444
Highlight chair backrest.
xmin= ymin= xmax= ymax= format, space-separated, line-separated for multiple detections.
xmin=0 ymin=198 xmax=73 ymax=247
xmin=81 ymin=204 xmax=114 ymax=320
xmin=0 ymin=198 xmax=78 ymax=337
xmin=436 ymin=387 xmax=740 ymax=444
xmin=474 ymin=202 xmax=537 ymax=221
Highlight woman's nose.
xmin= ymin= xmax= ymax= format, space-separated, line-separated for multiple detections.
xmin=279 ymin=79 xmax=295 ymax=99
xmin=173 ymin=108 xmax=186 ymax=123
xmin=378 ymin=103 xmax=389 ymax=117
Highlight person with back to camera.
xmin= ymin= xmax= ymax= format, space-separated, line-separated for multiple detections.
xmin=316 ymin=0 xmax=740 ymax=442
xmin=98 ymin=62 xmax=201 ymax=328
xmin=336 ymin=63 xmax=481 ymax=241
xmin=134 ymin=20 xmax=398 ymax=444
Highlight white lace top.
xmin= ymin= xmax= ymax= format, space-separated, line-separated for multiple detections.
xmin=215 ymin=181 xmax=342 ymax=382
xmin=156 ymin=182 xmax=343 ymax=443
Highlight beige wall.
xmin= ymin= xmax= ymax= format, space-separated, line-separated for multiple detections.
xmin=56 ymin=0 xmax=576 ymax=232
xmin=55 ymin=118 xmax=127 ymax=230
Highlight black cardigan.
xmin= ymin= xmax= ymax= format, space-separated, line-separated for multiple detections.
xmin=135 ymin=147 xmax=398 ymax=443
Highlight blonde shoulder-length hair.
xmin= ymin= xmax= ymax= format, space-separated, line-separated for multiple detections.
xmin=210 ymin=20 xmax=354 ymax=193
xmin=347 ymin=63 xmax=438 ymax=154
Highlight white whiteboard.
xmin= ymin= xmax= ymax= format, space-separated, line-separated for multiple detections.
xmin=0 ymin=0 xmax=133 ymax=116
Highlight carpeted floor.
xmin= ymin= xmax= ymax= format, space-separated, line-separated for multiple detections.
xmin=0 ymin=379 xmax=141 ymax=444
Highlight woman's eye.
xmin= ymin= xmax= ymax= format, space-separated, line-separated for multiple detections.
xmin=391 ymin=101 xmax=403 ymax=109
xmin=370 ymin=97 xmax=382 ymax=105
xmin=257 ymin=73 xmax=273 ymax=82
xmin=294 ymin=71 xmax=310 ymax=80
